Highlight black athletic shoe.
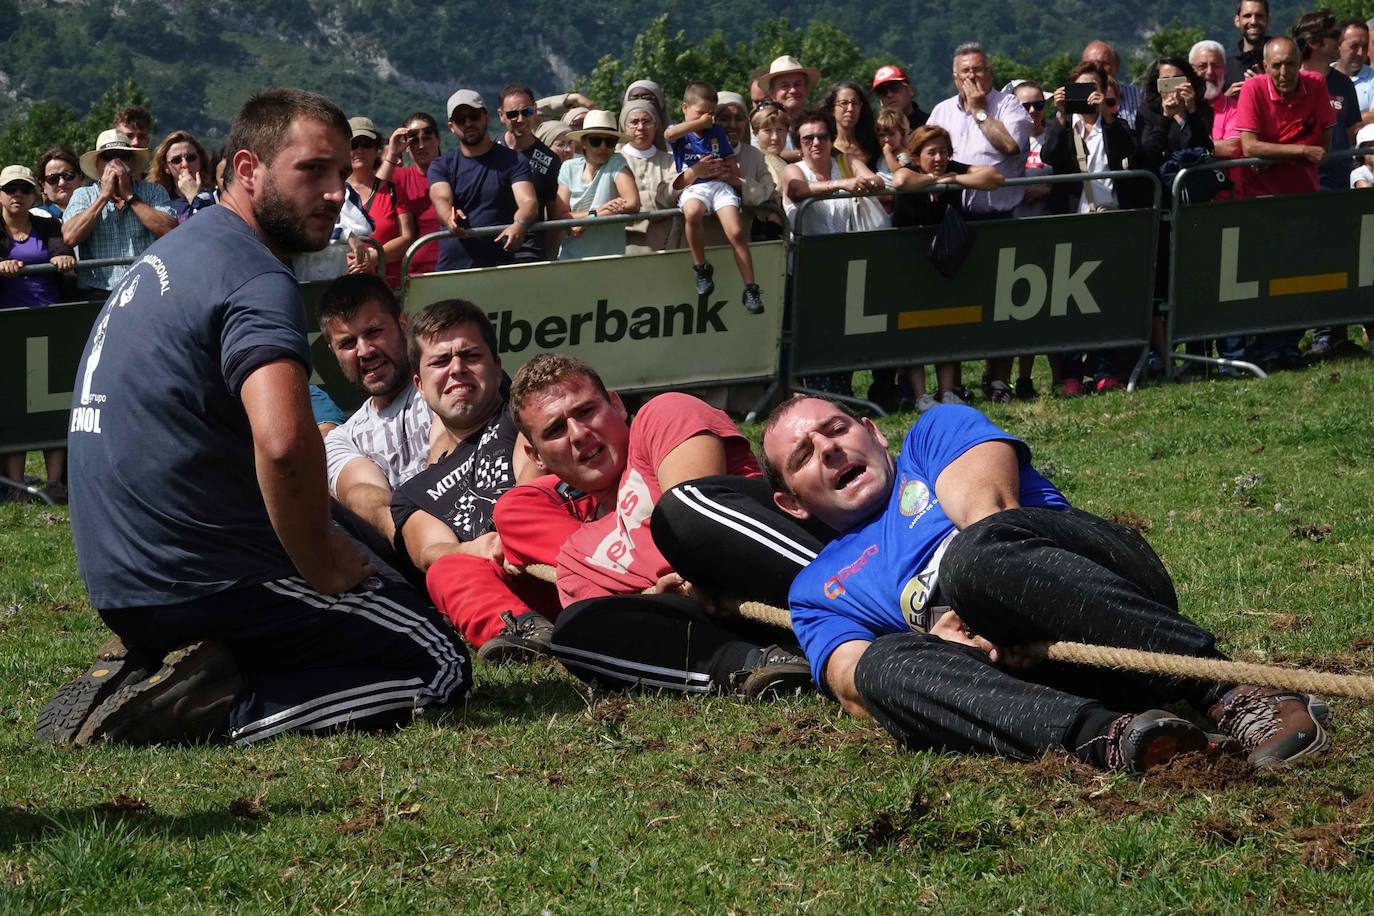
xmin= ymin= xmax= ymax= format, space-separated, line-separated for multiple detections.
xmin=1103 ymin=708 xmax=1209 ymax=773
xmin=731 ymin=645 xmax=813 ymax=701
xmin=693 ymin=262 xmax=715 ymax=296
xmin=1209 ymin=685 xmax=1330 ymax=769
xmin=73 ymin=641 xmax=242 ymax=747
xmin=742 ymin=283 xmax=764 ymax=314
xmin=477 ymin=611 xmax=555 ymax=665
xmin=35 ymin=636 xmax=153 ymax=746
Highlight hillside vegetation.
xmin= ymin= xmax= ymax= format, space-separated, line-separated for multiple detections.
xmin=0 ymin=0 xmax=1322 ymax=145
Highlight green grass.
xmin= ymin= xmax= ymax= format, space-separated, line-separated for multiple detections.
xmin=5 ymin=360 xmax=1374 ymax=912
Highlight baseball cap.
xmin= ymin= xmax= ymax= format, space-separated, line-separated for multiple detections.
xmin=872 ymin=65 xmax=910 ymax=90
xmin=1358 ymin=122 xmax=1374 ymax=147
xmin=0 ymin=165 xmax=37 ymax=190
xmin=446 ymin=89 xmax=486 ymax=119
xmin=348 ymin=117 xmax=380 ymax=141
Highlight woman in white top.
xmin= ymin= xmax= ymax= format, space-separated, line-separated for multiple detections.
xmin=618 ymin=100 xmax=681 ymax=253
xmin=781 ymin=108 xmax=884 ymax=235
xmin=557 ymin=110 xmax=640 ymax=259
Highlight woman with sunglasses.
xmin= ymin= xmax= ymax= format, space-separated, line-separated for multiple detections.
xmin=377 ymin=112 xmax=444 ymax=275
xmin=346 ymin=117 xmax=416 ymax=285
xmin=1 ymin=165 xmax=75 ymax=500
xmin=34 ymin=147 xmax=85 ymax=218
xmin=781 ymin=108 xmax=884 ymax=235
xmin=556 ymin=110 xmax=640 ymax=259
xmin=148 ymin=131 xmax=215 ymax=223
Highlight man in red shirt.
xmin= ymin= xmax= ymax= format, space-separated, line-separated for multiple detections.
xmin=1234 ymin=36 xmax=1333 ymax=196
xmin=1233 ymin=35 xmax=1334 ymax=370
xmin=486 ymin=354 xmax=824 ymax=697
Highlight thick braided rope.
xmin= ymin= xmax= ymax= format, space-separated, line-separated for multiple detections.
xmin=520 ymin=563 xmax=1374 ymax=699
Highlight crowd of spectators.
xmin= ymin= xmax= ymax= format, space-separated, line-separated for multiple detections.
xmin=5 ymin=8 xmax=1374 ymax=501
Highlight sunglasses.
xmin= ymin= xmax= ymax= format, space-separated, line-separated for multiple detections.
xmin=753 ymin=100 xmax=784 ymax=113
xmin=43 ymin=169 xmax=79 ymax=185
xmin=874 ymin=82 xmax=908 ymax=95
xmin=799 ymin=133 xmax=830 ymax=145
xmin=351 ymin=137 xmax=378 ymax=149
xmin=503 ymin=106 xmax=536 ymax=120
xmin=451 ymin=110 xmax=485 ymax=124
xmin=407 ymin=127 xmax=438 ymax=141
xmin=1021 ymin=100 xmax=1046 ymax=111
xmin=98 ymin=151 xmax=134 ymax=163
xmin=1105 ymin=97 xmax=1119 ymax=108
xmin=1 ymin=183 xmax=33 ymax=195
xmin=583 ymin=135 xmax=615 ymax=148
xmin=167 ymin=152 xmax=199 ymax=166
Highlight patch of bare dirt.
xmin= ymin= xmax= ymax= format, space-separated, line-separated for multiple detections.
xmin=94 ymin=794 xmax=151 ymax=815
xmin=229 ymin=794 xmax=267 ymax=819
xmin=1106 ymin=511 xmax=1151 ymax=534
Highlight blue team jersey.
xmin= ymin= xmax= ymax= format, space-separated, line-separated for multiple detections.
xmin=671 ymin=126 xmax=734 ymax=184
xmin=789 ymin=405 xmax=1070 ymax=692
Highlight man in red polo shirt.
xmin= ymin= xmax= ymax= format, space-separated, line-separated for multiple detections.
xmin=1233 ymin=36 xmax=1334 ymax=370
xmin=1235 ymin=35 xmax=1333 ymax=196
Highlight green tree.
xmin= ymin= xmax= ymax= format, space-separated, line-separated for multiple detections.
xmin=0 ymin=80 xmax=154 ymax=170
xmin=1131 ymin=18 xmax=1205 ymax=75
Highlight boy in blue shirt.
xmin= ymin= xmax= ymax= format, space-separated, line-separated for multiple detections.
xmin=754 ymin=397 xmax=1330 ymax=773
xmin=666 ymin=81 xmax=764 ymax=314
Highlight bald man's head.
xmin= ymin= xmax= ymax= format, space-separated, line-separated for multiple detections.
xmin=1264 ymin=36 xmax=1301 ymax=95
xmin=1081 ymin=40 xmax=1120 ymax=77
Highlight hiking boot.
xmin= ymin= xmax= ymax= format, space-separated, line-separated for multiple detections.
xmin=477 ymin=611 xmax=554 ymax=665
xmin=1095 ymin=376 xmax=1124 ymax=393
xmin=914 ymin=393 xmax=939 ymax=413
xmin=938 ymin=390 xmax=966 ymax=406
xmin=35 ymin=635 xmax=154 ymax=746
xmin=1057 ymin=378 xmax=1085 ymax=398
xmin=693 ymin=262 xmax=715 ymax=296
xmin=730 ymin=645 xmax=813 ymax=701
xmin=1208 ymin=685 xmax=1330 ymax=769
xmin=1103 ymin=708 xmax=1209 ymax=773
xmin=987 ymin=380 xmax=1013 ymax=404
xmin=742 ymin=283 xmax=764 ymax=314
xmin=72 ymin=641 xmax=242 ymax=747
xmin=1014 ymin=377 xmax=1038 ymax=400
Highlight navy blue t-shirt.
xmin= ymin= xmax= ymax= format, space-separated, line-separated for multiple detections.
xmin=671 ymin=126 xmax=735 ymax=183
xmin=1322 ymin=68 xmax=1360 ymax=192
xmin=67 ymin=204 xmax=312 ymax=609
xmin=427 ymin=144 xmax=533 ymax=270
xmin=788 ymin=406 xmax=1069 ymax=693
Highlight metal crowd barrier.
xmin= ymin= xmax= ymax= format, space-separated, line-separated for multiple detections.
xmin=1164 ymin=146 xmax=1374 ymax=379
xmin=787 ymin=169 xmax=1164 ymax=414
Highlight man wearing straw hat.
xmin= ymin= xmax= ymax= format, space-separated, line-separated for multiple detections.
xmin=61 ymin=129 xmax=176 ymax=295
xmin=758 ymin=397 xmax=1331 ymax=772
xmin=759 ymin=54 xmax=822 ymax=160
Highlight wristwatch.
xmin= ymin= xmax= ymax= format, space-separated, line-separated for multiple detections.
xmin=974 ymin=110 xmax=989 ymax=124
xmin=588 ymin=208 xmax=598 ymax=218
xmin=896 ymin=152 xmax=913 ymax=167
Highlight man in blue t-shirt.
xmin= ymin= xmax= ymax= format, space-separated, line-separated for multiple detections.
xmin=758 ymin=397 xmax=1329 ymax=772
xmin=40 ymin=89 xmax=469 ymax=749
xmin=427 ymin=88 xmax=539 ymax=271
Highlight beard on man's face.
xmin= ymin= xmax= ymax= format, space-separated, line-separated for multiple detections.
xmin=253 ymin=173 xmax=340 ymax=255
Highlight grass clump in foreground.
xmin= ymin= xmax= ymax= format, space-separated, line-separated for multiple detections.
xmin=4 ymin=360 xmax=1374 ymax=912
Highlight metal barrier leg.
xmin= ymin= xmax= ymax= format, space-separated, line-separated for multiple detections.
xmin=1173 ymin=352 xmax=1268 ymax=380
xmin=0 ymin=475 xmax=56 ymax=505
xmin=1125 ymin=345 xmax=1151 ymax=393
xmin=790 ymin=383 xmax=887 ymax=417
xmin=744 ymin=380 xmax=782 ymax=424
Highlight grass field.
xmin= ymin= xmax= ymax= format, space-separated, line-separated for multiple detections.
xmin=4 ymin=360 xmax=1374 ymax=912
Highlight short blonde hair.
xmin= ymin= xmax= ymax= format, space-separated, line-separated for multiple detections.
xmin=750 ymin=104 xmax=787 ymax=133
xmin=874 ymin=108 xmax=909 ymax=135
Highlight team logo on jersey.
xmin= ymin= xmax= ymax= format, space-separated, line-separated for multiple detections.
xmin=898 ymin=477 xmax=931 ymax=516
xmin=822 ymin=543 xmax=879 ymax=600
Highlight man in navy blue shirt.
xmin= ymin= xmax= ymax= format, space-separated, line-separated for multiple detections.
xmin=428 ymin=89 xmax=539 ymax=270
xmin=40 ymin=88 xmax=469 ymax=748
xmin=757 ymin=397 xmax=1330 ymax=772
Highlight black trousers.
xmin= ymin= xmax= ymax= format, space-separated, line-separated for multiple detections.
xmin=855 ymin=507 xmax=1228 ymax=760
xmin=100 ymin=539 xmax=470 ymax=745
xmin=549 ymin=476 xmax=830 ymax=692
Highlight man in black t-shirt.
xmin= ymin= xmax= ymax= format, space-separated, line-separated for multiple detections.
xmin=40 ymin=89 xmax=469 ymax=749
xmin=388 ymin=300 xmax=557 ymax=662
xmin=498 ymin=82 xmax=573 ymax=260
